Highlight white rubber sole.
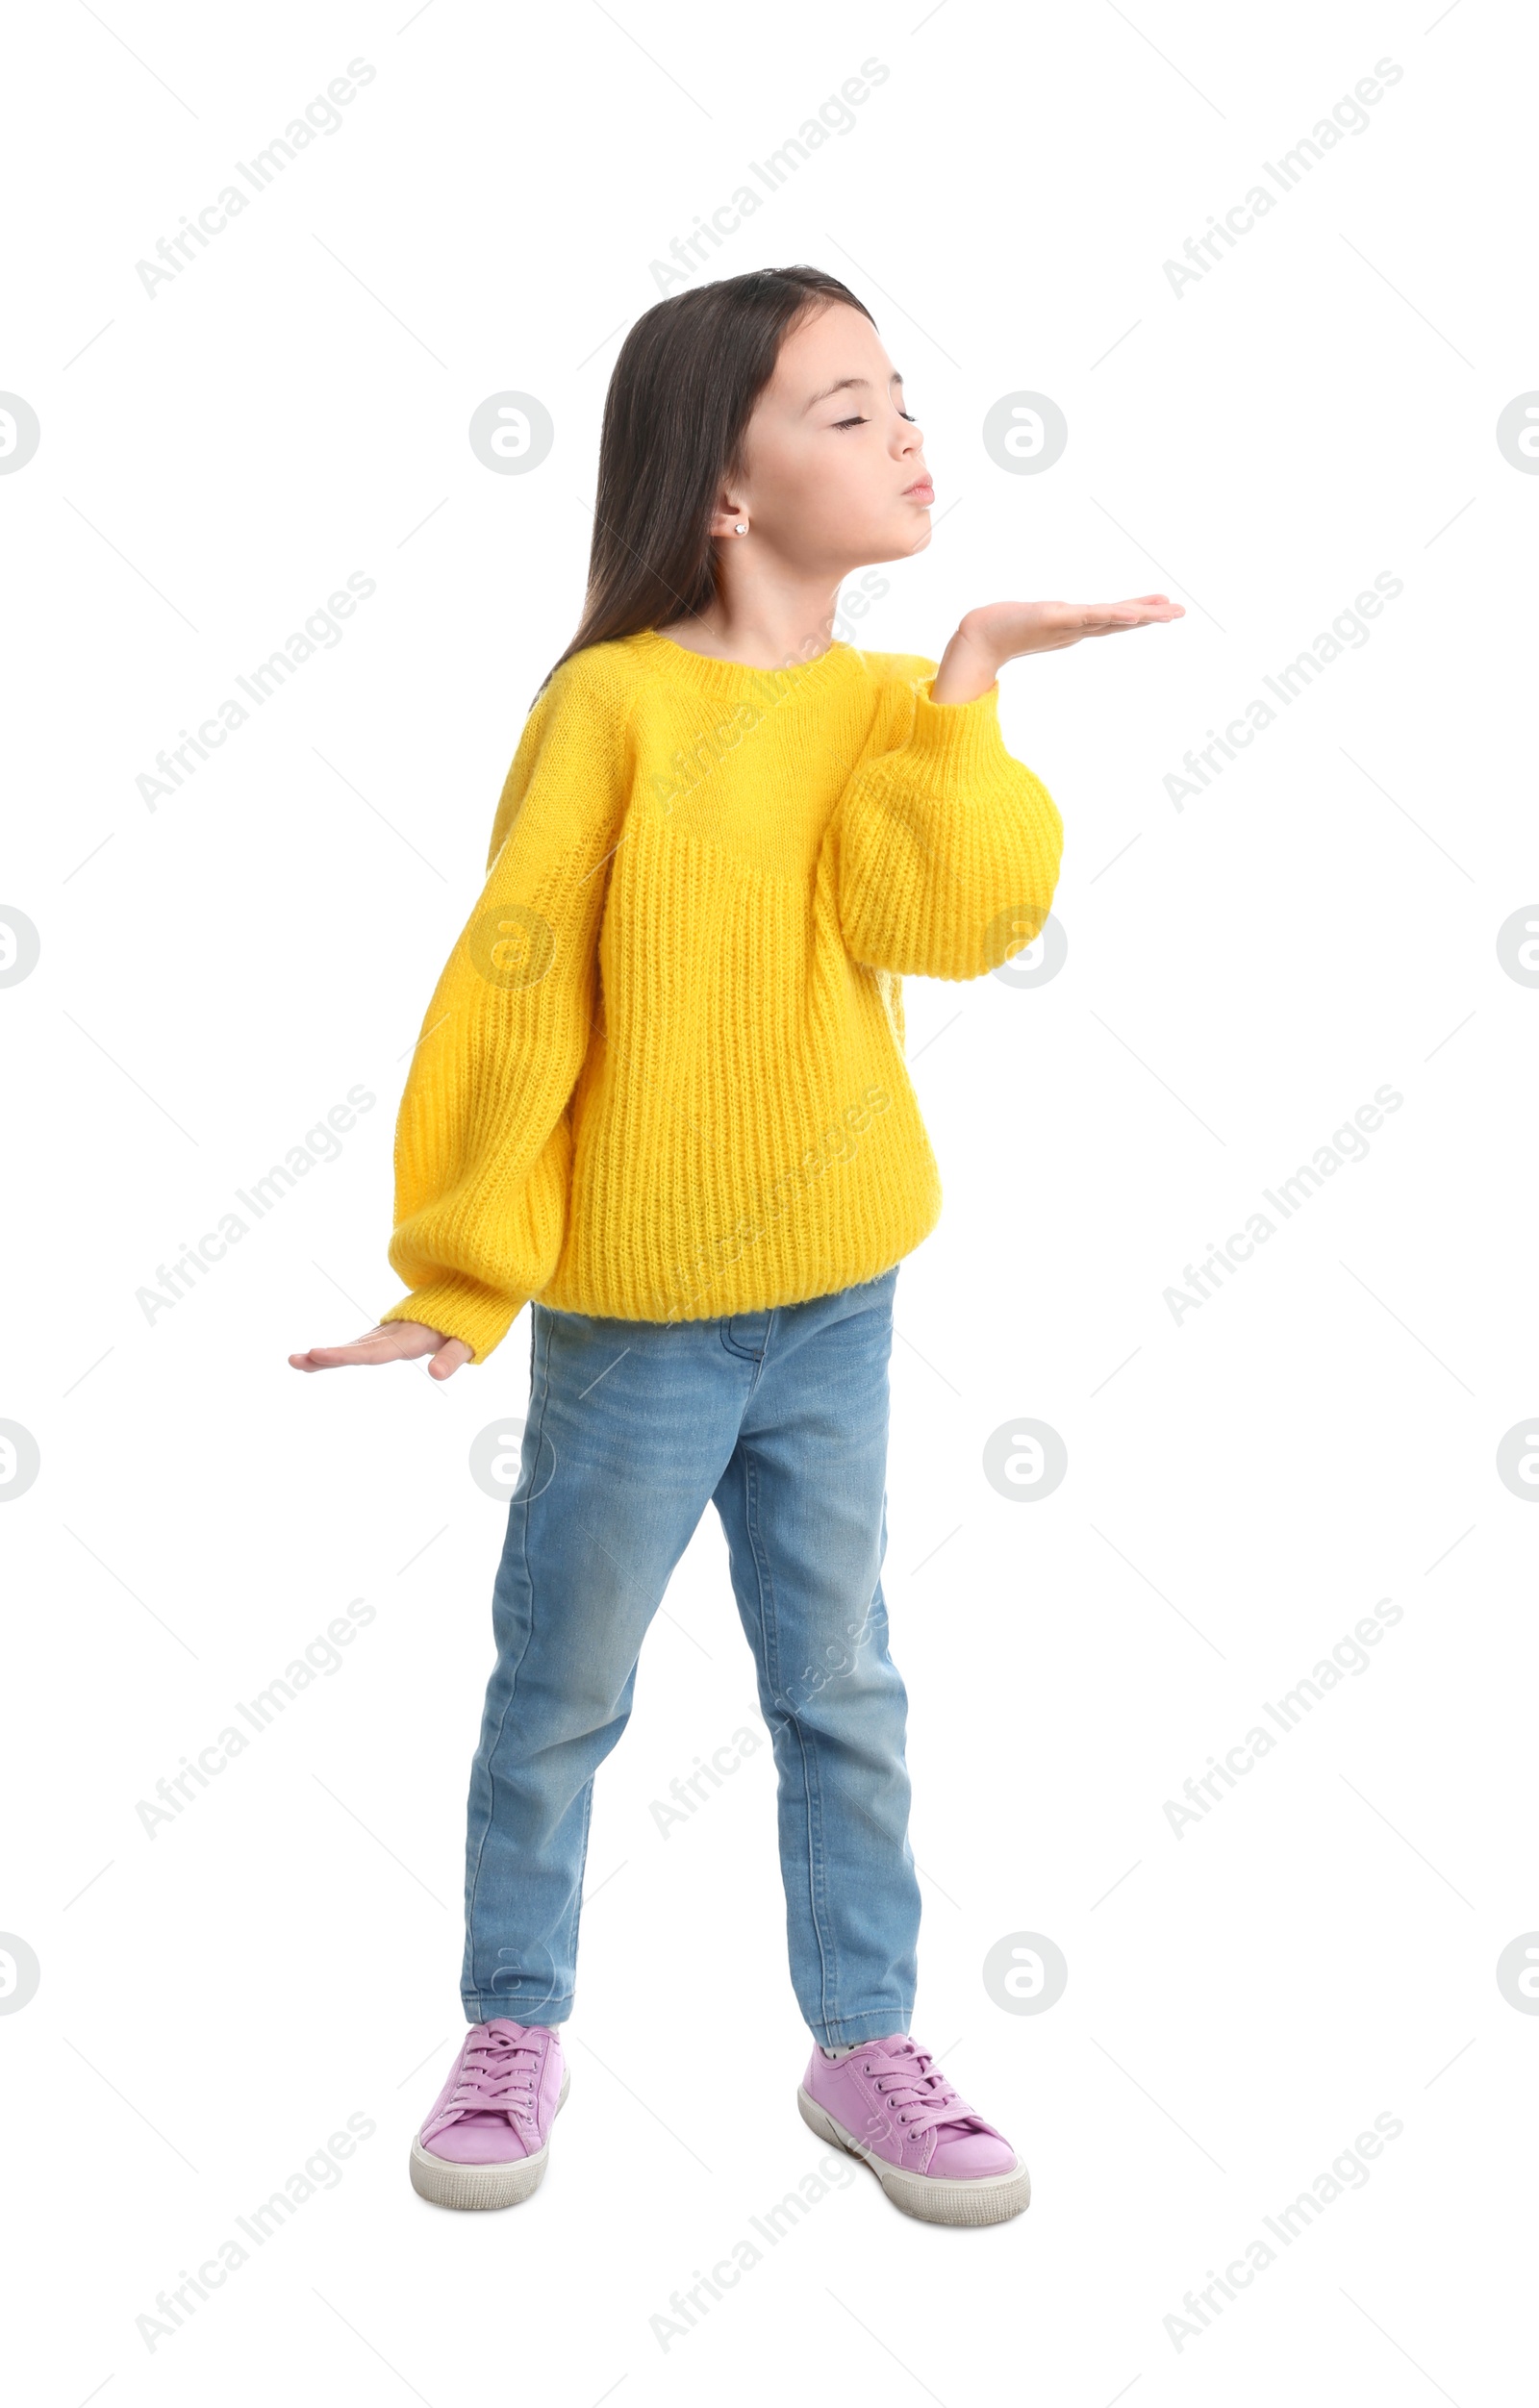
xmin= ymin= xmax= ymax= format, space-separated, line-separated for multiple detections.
xmin=796 ymin=2085 xmax=1031 ymax=2225
xmin=409 ymin=2068 xmax=570 ymax=2210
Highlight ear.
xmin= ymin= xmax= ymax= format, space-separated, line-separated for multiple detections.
xmin=707 ymin=495 xmax=749 ymax=540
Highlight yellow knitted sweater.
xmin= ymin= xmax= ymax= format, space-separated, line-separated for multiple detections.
xmin=379 ymin=627 xmax=1064 ymax=1363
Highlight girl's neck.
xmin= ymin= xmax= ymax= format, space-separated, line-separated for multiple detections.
xmin=655 ymin=591 xmax=844 ymax=673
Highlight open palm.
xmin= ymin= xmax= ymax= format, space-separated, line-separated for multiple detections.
xmin=963 ymin=594 xmax=1185 ymax=659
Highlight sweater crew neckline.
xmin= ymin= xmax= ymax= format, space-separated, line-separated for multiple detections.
xmin=626 ymin=625 xmax=866 ymax=697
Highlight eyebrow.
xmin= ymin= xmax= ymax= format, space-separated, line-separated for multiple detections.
xmin=802 ymin=369 xmax=904 ymax=414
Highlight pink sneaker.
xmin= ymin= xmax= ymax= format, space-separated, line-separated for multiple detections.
xmin=797 ymin=2035 xmax=1030 ymax=2225
xmin=409 ymin=2018 xmax=569 ymax=2210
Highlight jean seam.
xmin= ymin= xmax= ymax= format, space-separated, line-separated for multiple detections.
xmin=464 ymin=1308 xmax=557 ymax=2001
xmin=462 ymin=1997 xmax=574 ymax=2025
xmin=719 ymin=1327 xmax=767 ymax=1372
xmin=563 ymin=1757 xmax=599 ymax=1981
xmin=814 ymin=2010 xmax=912 ymax=2044
xmin=742 ymin=1443 xmax=840 ymax=2027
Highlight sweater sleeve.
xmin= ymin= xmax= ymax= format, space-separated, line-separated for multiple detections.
xmin=376 ymin=657 xmax=631 ymax=1365
xmin=832 ymin=665 xmax=1064 ymax=982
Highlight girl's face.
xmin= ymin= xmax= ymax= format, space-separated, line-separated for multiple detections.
xmin=728 ymin=301 xmax=933 ymax=571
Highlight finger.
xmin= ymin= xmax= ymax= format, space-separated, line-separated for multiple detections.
xmin=288 ymin=1331 xmax=409 ymax=1370
xmin=1093 ymin=600 xmax=1180 ymax=619
xmin=1082 ymin=603 xmax=1183 ymax=633
xmin=289 ymin=1346 xmax=383 ymax=1370
xmin=428 ymin=1337 xmax=472 ymax=1380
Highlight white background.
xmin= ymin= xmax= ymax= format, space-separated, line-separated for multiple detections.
xmin=3 ymin=0 xmax=1535 ymax=2399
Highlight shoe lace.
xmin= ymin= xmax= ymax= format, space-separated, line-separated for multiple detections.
xmin=855 ymin=2040 xmax=978 ymax=2140
xmin=440 ymin=2022 xmax=544 ymax=2128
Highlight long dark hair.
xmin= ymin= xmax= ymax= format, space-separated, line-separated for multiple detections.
xmin=534 ymin=264 xmax=875 ymax=703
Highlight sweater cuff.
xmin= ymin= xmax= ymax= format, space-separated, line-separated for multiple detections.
xmin=379 ymin=1274 xmax=525 ymax=1367
xmin=902 ymin=674 xmax=1011 ymax=784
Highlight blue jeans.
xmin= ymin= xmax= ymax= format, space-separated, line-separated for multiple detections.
xmin=461 ymin=1265 xmax=921 ymax=2046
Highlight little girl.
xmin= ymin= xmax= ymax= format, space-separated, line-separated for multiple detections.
xmin=292 ymin=263 xmax=1179 ymax=2226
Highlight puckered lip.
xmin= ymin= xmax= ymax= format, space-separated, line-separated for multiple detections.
xmin=902 ymin=475 xmax=935 ymax=498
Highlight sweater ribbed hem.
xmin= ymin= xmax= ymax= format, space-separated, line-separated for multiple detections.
xmin=902 ymin=673 xmax=1011 ymax=782
xmin=379 ymin=1274 xmax=525 ymax=1366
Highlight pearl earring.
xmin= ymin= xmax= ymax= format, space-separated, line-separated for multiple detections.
xmin=734 ymin=522 xmax=747 ymax=534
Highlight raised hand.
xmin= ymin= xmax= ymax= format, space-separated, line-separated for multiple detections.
xmin=932 ymin=594 xmax=1185 ymax=704
xmin=289 ymin=1320 xmax=473 ymax=1379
